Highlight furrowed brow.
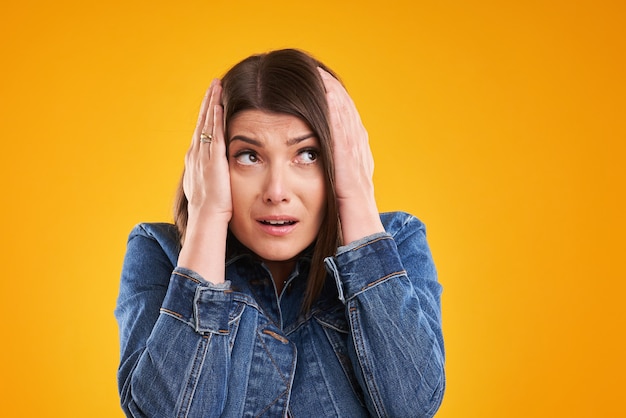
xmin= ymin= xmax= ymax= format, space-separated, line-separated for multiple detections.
xmin=229 ymin=136 xmax=263 ymax=147
xmin=286 ymin=133 xmax=316 ymax=146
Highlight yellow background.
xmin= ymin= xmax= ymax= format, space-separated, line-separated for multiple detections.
xmin=1 ymin=0 xmax=624 ymax=416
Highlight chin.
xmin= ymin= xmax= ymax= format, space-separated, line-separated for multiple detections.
xmin=229 ymin=221 xmax=319 ymax=264
xmin=248 ymin=240 xmax=308 ymax=263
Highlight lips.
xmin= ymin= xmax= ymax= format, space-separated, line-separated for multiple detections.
xmin=256 ymin=216 xmax=298 ymax=236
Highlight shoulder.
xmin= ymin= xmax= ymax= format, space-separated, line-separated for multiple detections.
xmin=379 ymin=211 xmax=427 ymax=237
xmin=126 ymin=223 xmax=181 ymax=267
xmin=129 ymin=222 xmax=179 ymax=242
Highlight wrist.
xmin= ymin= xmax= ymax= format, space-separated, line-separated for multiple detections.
xmin=178 ymin=215 xmax=230 ymax=284
xmin=187 ymin=207 xmax=232 ymax=226
xmin=338 ymin=197 xmax=384 ymax=245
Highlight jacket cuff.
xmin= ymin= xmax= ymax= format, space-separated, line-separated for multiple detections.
xmin=324 ymin=233 xmax=406 ymax=303
xmin=161 ymin=267 xmax=233 ymax=335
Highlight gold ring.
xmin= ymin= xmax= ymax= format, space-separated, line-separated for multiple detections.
xmin=200 ymin=133 xmax=213 ymax=144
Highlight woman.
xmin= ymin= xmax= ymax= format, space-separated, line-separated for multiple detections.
xmin=116 ymin=49 xmax=445 ymax=417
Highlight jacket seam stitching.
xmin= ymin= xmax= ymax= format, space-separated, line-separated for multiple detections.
xmin=350 ymin=236 xmax=392 ymax=252
xmin=361 ymin=270 xmax=406 ymax=292
xmin=176 ymin=335 xmax=211 ymax=418
xmin=173 ymin=271 xmax=202 ymax=284
xmin=254 ymin=388 xmax=289 ymax=417
xmin=256 ymin=330 xmax=290 ymax=387
xmin=349 ymin=304 xmax=387 ymax=417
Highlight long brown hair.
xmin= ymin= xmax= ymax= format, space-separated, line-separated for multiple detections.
xmin=174 ymin=49 xmax=340 ymax=311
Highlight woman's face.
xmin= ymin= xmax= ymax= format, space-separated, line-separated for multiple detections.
xmin=227 ymin=110 xmax=326 ymax=265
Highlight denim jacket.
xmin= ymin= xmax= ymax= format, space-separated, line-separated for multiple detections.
xmin=115 ymin=212 xmax=445 ymax=417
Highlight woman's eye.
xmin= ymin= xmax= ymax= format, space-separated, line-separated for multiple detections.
xmin=234 ymin=151 xmax=259 ymax=165
xmin=296 ymin=149 xmax=318 ymax=164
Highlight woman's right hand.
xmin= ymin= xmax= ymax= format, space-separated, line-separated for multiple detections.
xmin=178 ymin=80 xmax=231 ymax=284
xmin=183 ymin=79 xmax=232 ymax=223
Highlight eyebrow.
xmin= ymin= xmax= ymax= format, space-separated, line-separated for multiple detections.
xmin=229 ymin=133 xmax=316 ymax=147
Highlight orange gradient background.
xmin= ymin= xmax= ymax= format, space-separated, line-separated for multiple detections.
xmin=1 ymin=0 xmax=624 ymax=416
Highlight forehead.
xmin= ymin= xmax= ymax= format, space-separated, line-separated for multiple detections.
xmin=228 ymin=110 xmax=312 ymax=139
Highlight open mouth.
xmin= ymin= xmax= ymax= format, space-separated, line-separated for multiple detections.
xmin=259 ymin=220 xmax=297 ymax=226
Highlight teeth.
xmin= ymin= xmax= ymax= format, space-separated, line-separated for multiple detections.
xmin=262 ymin=220 xmax=294 ymax=225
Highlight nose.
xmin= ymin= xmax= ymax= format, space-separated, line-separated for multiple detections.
xmin=262 ymin=164 xmax=290 ymax=204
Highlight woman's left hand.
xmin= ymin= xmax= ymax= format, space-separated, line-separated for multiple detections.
xmin=318 ymin=68 xmax=385 ymax=244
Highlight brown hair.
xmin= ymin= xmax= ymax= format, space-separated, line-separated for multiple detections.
xmin=174 ymin=49 xmax=340 ymax=311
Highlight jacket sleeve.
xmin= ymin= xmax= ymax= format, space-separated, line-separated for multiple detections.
xmin=324 ymin=212 xmax=445 ymax=418
xmin=114 ymin=224 xmax=233 ymax=417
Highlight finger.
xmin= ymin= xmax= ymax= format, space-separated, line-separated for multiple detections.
xmin=192 ymin=79 xmax=217 ymax=148
xmin=318 ymin=68 xmax=359 ymax=120
xmin=317 ymin=67 xmax=335 ymax=89
xmin=328 ymin=89 xmax=356 ymax=156
xmin=200 ymin=79 xmax=222 ymax=146
xmin=199 ymin=82 xmax=223 ymax=160
xmin=326 ymin=90 xmax=346 ymax=143
xmin=317 ymin=67 xmax=351 ymax=101
xmin=318 ymin=68 xmax=351 ymax=143
xmin=212 ymin=102 xmax=226 ymax=160
xmin=321 ymin=70 xmax=373 ymax=173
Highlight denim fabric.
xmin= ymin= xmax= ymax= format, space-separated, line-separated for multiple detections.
xmin=115 ymin=212 xmax=445 ymax=417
